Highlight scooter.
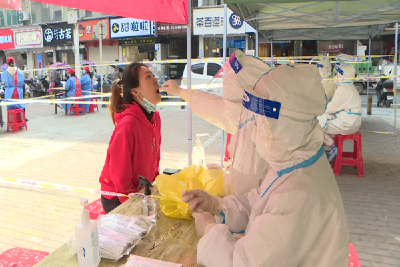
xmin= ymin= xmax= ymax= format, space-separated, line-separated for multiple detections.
xmin=376 ymin=76 xmax=394 ymax=108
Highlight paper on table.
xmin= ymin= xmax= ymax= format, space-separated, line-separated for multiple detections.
xmin=121 ymin=255 xmax=183 ymax=267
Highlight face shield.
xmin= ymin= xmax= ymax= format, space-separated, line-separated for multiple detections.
xmin=231 ymin=88 xmax=280 ymax=176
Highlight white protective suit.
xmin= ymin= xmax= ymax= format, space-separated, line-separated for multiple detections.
xmin=168 ymin=50 xmax=272 ymax=196
xmin=317 ymin=62 xmax=362 ymax=146
xmin=317 ymin=57 xmax=337 ymax=103
xmin=196 ymin=64 xmax=349 ymax=267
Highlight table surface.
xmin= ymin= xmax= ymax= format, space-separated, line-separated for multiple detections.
xmin=35 ymin=187 xmax=201 ymax=267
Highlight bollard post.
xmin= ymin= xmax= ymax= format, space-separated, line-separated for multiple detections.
xmin=367 ymin=95 xmax=372 ymax=115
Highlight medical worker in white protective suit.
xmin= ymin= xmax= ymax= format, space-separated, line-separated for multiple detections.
xmin=317 ymin=57 xmax=336 ymax=103
xmin=162 ymin=50 xmax=271 ymax=196
xmin=176 ymin=64 xmax=349 ymax=267
xmin=317 ymin=61 xmax=362 ymax=163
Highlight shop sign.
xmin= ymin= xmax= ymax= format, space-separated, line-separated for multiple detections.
xmin=157 ymin=23 xmax=188 ymax=35
xmin=0 ymin=28 xmax=15 ymax=50
xmin=110 ymin=18 xmax=155 ymax=39
xmin=14 ymin=28 xmax=43 ymax=49
xmin=43 ymin=23 xmax=74 ymax=46
xmin=194 ymin=7 xmax=254 ymax=35
xmin=0 ymin=0 xmax=21 ymax=11
xmin=318 ymin=42 xmax=344 ymax=53
xmin=120 ymin=37 xmax=155 ymax=46
xmin=78 ymin=19 xmax=110 ymax=41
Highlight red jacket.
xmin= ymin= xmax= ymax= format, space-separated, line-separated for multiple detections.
xmin=99 ymin=102 xmax=161 ymax=203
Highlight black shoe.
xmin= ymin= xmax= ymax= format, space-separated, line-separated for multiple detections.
xmin=25 ymin=118 xmax=29 ymax=122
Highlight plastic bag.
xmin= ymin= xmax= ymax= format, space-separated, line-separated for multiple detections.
xmin=97 ymin=214 xmax=154 ymax=239
xmin=156 ymin=165 xmax=223 ymax=220
xmin=98 ymin=226 xmax=140 ymax=261
xmin=120 ymin=255 xmax=183 ymax=267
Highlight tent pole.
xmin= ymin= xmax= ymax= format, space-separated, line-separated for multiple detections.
xmin=221 ymin=4 xmax=228 ymax=167
xmin=367 ymin=37 xmax=372 ymax=115
xmin=187 ymin=0 xmax=192 ymax=165
xmin=394 ymin=22 xmax=398 ymax=138
xmin=270 ymin=34 xmax=274 ymax=68
xmin=255 ymin=12 xmax=259 ymax=57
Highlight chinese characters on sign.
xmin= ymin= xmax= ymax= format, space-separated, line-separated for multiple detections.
xmin=196 ymin=16 xmax=223 ymax=28
xmin=0 ymin=29 xmax=15 ymax=50
xmin=121 ymin=37 xmax=155 ymax=46
xmin=42 ymin=23 xmax=73 ymax=46
xmin=110 ymin=18 xmax=155 ymax=39
xmin=78 ymin=19 xmax=110 ymax=41
xmin=157 ymin=23 xmax=188 ymax=35
xmin=317 ymin=42 xmax=344 ymax=53
xmin=14 ymin=29 xmax=43 ymax=48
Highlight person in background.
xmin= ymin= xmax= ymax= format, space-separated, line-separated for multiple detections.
xmin=99 ymin=62 xmax=162 ymax=213
xmin=80 ymin=66 xmax=92 ymax=114
xmin=60 ymin=68 xmax=82 ymax=114
xmin=317 ymin=57 xmax=336 ymax=104
xmin=181 ymin=63 xmax=349 ymax=267
xmin=1 ymin=57 xmax=27 ymax=122
xmin=93 ymin=75 xmax=101 ymax=92
xmin=317 ymin=61 xmax=362 ymax=163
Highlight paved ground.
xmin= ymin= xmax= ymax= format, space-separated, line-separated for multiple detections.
xmin=1 ymin=101 xmax=400 ymax=267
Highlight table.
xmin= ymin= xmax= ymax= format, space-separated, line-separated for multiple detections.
xmin=35 ymin=187 xmax=202 ymax=267
xmin=53 ymin=87 xmax=67 ymax=115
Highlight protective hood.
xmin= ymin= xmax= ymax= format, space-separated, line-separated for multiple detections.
xmin=335 ymin=61 xmax=356 ymax=85
xmin=251 ymin=64 xmax=326 ymax=171
xmin=317 ymin=57 xmax=332 ymax=78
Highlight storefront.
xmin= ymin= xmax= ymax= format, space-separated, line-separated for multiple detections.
xmin=193 ymin=7 xmax=256 ymax=58
xmin=42 ymin=22 xmax=75 ymax=66
xmin=78 ymin=18 xmax=119 ymax=63
xmin=110 ymin=17 xmax=155 ymax=62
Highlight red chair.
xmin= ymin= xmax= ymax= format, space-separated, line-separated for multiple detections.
xmin=0 ymin=247 xmax=49 ymax=267
xmin=349 ymin=243 xmax=362 ymax=267
xmin=85 ymin=198 xmax=106 ymax=220
xmin=332 ymin=133 xmax=364 ymax=177
xmin=89 ymin=97 xmax=99 ymax=113
xmin=7 ymin=109 xmax=27 ymax=134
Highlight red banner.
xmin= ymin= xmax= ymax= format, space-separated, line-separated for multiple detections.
xmin=0 ymin=0 xmax=22 ymax=11
xmin=0 ymin=29 xmax=15 ymax=50
xmin=31 ymin=0 xmax=187 ymax=24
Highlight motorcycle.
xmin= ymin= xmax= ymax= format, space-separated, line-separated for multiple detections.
xmin=24 ymin=78 xmax=47 ymax=98
xmin=376 ymin=75 xmax=394 ymax=108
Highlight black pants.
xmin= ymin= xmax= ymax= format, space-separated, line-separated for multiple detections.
xmin=101 ymin=195 xmax=121 ymax=213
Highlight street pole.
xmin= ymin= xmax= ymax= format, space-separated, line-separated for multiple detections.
xmin=221 ymin=4 xmax=227 ymax=168
xmin=187 ymin=0 xmax=192 ymax=166
xmin=99 ymin=32 xmax=103 ymax=106
xmin=394 ymin=22 xmax=398 ymax=138
xmin=255 ymin=12 xmax=259 ymax=57
xmin=367 ymin=37 xmax=372 ymax=115
xmin=74 ymin=22 xmax=80 ymax=79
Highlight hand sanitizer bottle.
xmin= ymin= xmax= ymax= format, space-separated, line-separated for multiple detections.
xmin=75 ymin=199 xmax=100 ymax=267
xmin=138 ymin=175 xmax=156 ymax=221
xmin=192 ymin=133 xmax=210 ymax=166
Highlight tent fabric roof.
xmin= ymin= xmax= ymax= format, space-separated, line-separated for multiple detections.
xmin=226 ymin=0 xmax=400 ymax=40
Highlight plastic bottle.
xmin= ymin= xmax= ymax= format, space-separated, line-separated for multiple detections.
xmin=138 ymin=175 xmax=157 ymax=222
xmin=75 ymin=199 xmax=100 ymax=267
xmin=192 ymin=133 xmax=210 ymax=167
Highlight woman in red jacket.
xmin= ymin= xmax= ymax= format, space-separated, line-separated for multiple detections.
xmin=99 ymin=62 xmax=162 ymax=213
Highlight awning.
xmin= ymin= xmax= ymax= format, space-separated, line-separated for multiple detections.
xmin=31 ymin=0 xmax=188 ymax=24
xmin=225 ymin=0 xmax=400 ymax=40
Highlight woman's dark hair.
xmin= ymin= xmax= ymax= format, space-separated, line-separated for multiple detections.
xmin=109 ymin=62 xmax=145 ymax=125
xmin=7 ymin=60 xmax=15 ymax=67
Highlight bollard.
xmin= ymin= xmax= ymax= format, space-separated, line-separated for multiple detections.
xmin=367 ymin=95 xmax=372 ymax=115
xmin=181 ymin=99 xmax=185 ymax=109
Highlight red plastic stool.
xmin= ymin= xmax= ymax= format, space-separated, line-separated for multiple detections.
xmin=332 ymin=133 xmax=364 ymax=177
xmin=69 ymin=99 xmax=85 ymax=116
xmin=349 ymin=243 xmax=362 ymax=267
xmin=224 ymin=133 xmax=232 ymax=162
xmin=0 ymin=247 xmax=49 ymax=267
xmin=86 ymin=198 xmax=106 ymax=220
xmin=7 ymin=109 xmax=27 ymax=134
xmin=89 ymin=97 xmax=99 ymax=113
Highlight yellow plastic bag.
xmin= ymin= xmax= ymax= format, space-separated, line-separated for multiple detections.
xmin=156 ymin=165 xmax=223 ymax=220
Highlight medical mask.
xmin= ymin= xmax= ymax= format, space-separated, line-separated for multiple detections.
xmin=135 ymin=89 xmax=156 ymax=112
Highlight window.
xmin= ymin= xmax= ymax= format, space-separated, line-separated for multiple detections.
xmin=202 ymin=0 xmax=221 ymax=6
xmin=0 ymin=10 xmax=5 ymax=27
xmin=192 ymin=63 xmax=204 ymax=75
xmin=54 ymin=10 xmax=62 ymax=21
xmin=85 ymin=10 xmax=93 ymax=17
xmin=207 ymin=63 xmax=221 ymax=77
xmin=6 ymin=10 xmax=21 ymax=26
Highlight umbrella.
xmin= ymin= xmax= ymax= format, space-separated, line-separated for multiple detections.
xmin=49 ymin=62 xmax=71 ymax=70
xmin=1 ymin=63 xmax=7 ymax=70
xmin=82 ymin=60 xmax=94 ymax=66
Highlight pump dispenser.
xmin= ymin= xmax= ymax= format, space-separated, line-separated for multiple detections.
xmin=138 ymin=175 xmax=156 ymax=221
xmin=75 ymin=199 xmax=100 ymax=267
xmin=192 ymin=133 xmax=210 ymax=167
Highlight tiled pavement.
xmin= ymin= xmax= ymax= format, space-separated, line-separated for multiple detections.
xmin=1 ymin=103 xmax=400 ymax=267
